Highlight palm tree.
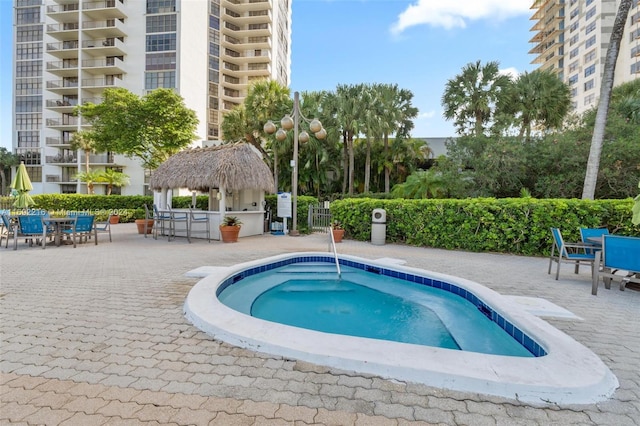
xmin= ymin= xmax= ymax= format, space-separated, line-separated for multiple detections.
xmin=99 ymin=168 xmax=130 ymax=195
xmin=73 ymin=169 xmax=102 ymax=194
xmin=509 ymin=69 xmax=571 ymax=141
xmin=391 ymin=169 xmax=445 ymax=199
xmin=70 ymin=131 xmax=96 ymax=174
xmin=335 ymin=84 xmax=366 ymax=195
xmin=442 ymin=60 xmax=512 ymax=137
xmin=582 ymin=0 xmax=634 ymax=200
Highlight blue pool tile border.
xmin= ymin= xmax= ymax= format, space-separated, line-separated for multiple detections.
xmin=218 ymin=255 xmax=547 ymax=357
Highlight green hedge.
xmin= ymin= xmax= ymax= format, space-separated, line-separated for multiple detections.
xmin=330 ymin=197 xmax=639 ymax=256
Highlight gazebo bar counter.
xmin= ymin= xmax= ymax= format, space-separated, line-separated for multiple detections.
xmin=149 ymin=143 xmax=275 ymax=240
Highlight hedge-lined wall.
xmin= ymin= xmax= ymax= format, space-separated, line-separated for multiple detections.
xmin=330 ymin=198 xmax=638 ymax=256
xmin=2 ymin=194 xmax=636 ymax=256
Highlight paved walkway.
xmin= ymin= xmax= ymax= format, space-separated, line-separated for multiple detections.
xmin=1 ymin=224 xmax=639 ymax=425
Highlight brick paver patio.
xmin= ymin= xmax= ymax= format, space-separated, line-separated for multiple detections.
xmin=1 ymin=223 xmax=639 ymax=425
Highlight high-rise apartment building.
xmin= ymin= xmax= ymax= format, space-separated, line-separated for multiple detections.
xmin=529 ymin=0 xmax=640 ymax=114
xmin=12 ymin=0 xmax=291 ymax=195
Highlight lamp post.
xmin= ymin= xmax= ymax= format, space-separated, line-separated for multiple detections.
xmin=264 ymin=91 xmax=326 ymax=236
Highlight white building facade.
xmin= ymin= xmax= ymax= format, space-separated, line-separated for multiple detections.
xmin=529 ymin=0 xmax=640 ymax=115
xmin=12 ymin=0 xmax=291 ymax=195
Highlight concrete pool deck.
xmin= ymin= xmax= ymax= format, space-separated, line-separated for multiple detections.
xmin=1 ymin=223 xmax=639 ymax=425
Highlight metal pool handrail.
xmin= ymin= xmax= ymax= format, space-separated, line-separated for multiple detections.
xmin=328 ymin=228 xmax=342 ymax=278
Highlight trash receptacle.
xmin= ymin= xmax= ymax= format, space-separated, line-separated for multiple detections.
xmin=371 ymin=208 xmax=386 ymax=245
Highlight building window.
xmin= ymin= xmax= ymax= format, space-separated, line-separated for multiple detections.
xmin=15 ymin=95 xmax=42 ymax=113
xmin=146 ymin=15 xmax=177 ymax=33
xmin=145 ymin=52 xmax=176 ymax=70
xmin=631 ymin=29 xmax=640 ymax=41
xmin=584 ymin=79 xmax=594 ymax=91
xmin=147 ymin=0 xmax=175 ymax=14
xmin=15 ymin=78 xmax=42 ymax=95
xmin=569 ymin=21 xmax=579 ymax=32
xmin=569 ymin=47 xmax=579 ymax=59
xmin=26 ymin=166 xmax=42 ymax=183
xmin=17 ymin=131 xmax=39 ymax=148
xmin=16 ymin=42 xmax=42 ymax=60
xmin=15 ymin=113 xmax=42 ymax=130
xmin=145 ymin=34 xmax=176 ymax=52
xmin=15 ymin=61 xmax=43 ymax=78
xmin=570 ymin=88 xmax=577 ymax=97
xmin=584 ymin=49 xmax=596 ymax=63
xmin=632 ymin=61 xmax=640 ymax=74
xmin=16 ymin=25 xmax=42 ymax=42
xmin=584 ymin=64 xmax=596 ymax=77
xmin=569 ymin=61 xmax=579 ymax=72
xmin=569 ymin=34 xmax=579 ymax=46
xmin=584 ymin=93 xmax=596 ymax=105
xmin=585 ymin=7 xmax=596 ymax=20
xmin=568 ymin=74 xmax=578 ymax=85
xmin=570 ymin=8 xmax=579 ymax=20
xmin=145 ymin=71 xmax=176 ymax=89
xmin=585 ymin=35 xmax=596 ymax=48
xmin=585 ymin=21 xmax=596 ymax=35
xmin=209 ymin=15 xmax=220 ymax=29
xmin=16 ymin=7 xmax=40 ymax=25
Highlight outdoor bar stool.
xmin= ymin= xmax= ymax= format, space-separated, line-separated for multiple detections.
xmin=167 ymin=205 xmax=190 ymax=243
xmin=189 ymin=208 xmax=211 ymax=242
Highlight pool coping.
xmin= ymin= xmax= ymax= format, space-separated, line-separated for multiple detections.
xmin=184 ymin=252 xmax=619 ymax=405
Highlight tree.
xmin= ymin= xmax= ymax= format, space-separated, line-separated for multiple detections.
xmin=73 ymin=169 xmax=103 ymax=194
xmin=0 ymin=148 xmax=20 ymax=196
xmin=391 ymin=169 xmax=445 ymax=199
xmin=99 ymin=169 xmax=130 ymax=195
xmin=442 ymin=60 xmax=512 ymax=137
xmin=69 ymin=131 xmax=96 ymax=174
xmin=78 ymin=88 xmax=199 ymax=170
xmin=508 ymin=69 xmax=571 ymax=141
xmin=582 ymin=0 xmax=634 ymax=200
xmin=335 ymin=84 xmax=366 ymax=195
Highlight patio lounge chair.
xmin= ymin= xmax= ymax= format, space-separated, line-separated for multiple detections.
xmin=592 ymin=235 xmax=640 ymax=295
xmin=548 ymin=227 xmax=596 ymax=280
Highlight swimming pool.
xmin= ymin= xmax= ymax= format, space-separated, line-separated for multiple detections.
xmin=184 ymin=252 xmax=618 ymax=404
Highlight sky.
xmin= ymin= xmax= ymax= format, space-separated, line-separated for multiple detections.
xmin=0 ymin=0 xmax=536 ymax=150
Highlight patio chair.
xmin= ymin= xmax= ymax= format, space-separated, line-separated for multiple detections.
xmin=580 ymin=227 xmax=609 ymax=254
xmin=167 ymin=205 xmax=190 ymax=243
xmin=63 ymin=215 xmax=97 ymax=247
xmin=15 ymin=215 xmax=53 ymax=250
xmin=1 ymin=213 xmax=16 ymax=249
xmin=94 ymin=215 xmax=112 ymax=243
xmin=189 ymin=208 xmax=211 ymax=242
xmin=548 ymin=227 xmax=596 ymax=280
xmin=150 ymin=204 xmax=171 ymax=240
xmin=592 ymin=235 xmax=640 ymax=295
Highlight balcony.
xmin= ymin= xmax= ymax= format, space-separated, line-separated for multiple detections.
xmin=46 ymin=59 xmax=79 ymax=77
xmin=82 ymin=76 xmax=122 ymax=92
xmin=45 ymin=98 xmax=78 ymax=112
xmin=46 ymin=40 xmax=79 ymax=59
xmin=46 ymin=2 xmax=79 ymax=20
xmin=46 ymin=136 xmax=72 ymax=146
xmin=82 ymin=18 xmax=126 ymax=38
xmin=222 ymin=0 xmax=269 ymax=13
xmin=224 ymin=7 xmax=271 ymax=26
xmin=47 ymin=154 xmax=78 ymax=164
xmin=81 ymin=56 xmax=125 ymax=75
xmin=222 ymin=47 xmax=270 ymax=64
xmin=46 ymin=116 xmax=81 ymax=130
xmin=82 ymin=37 xmax=126 ymax=56
xmin=46 ymin=79 xmax=79 ymax=95
xmin=83 ymin=0 xmax=128 ymax=20
xmin=46 ymin=174 xmax=62 ymax=183
xmin=46 ymin=22 xmax=80 ymax=41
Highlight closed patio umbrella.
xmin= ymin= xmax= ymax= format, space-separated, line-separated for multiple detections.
xmin=11 ymin=162 xmax=35 ymax=209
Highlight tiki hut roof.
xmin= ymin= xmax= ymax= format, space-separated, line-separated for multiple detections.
xmin=149 ymin=143 xmax=274 ymax=193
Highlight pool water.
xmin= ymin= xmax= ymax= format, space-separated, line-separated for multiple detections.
xmin=219 ymin=263 xmax=533 ymax=357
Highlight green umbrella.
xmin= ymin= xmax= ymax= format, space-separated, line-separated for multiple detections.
xmin=11 ymin=162 xmax=35 ymax=209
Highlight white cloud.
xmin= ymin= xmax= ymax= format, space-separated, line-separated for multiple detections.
xmin=499 ymin=67 xmax=520 ymax=79
xmin=418 ymin=110 xmax=436 ymax=119
xmin=390 ymin=0 xmax=531 ymax=34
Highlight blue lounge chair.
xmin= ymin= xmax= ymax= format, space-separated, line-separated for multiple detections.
xmin=592 ymin=235 xmax=640 ymax=295
xmin=548 ymin=227 xmax=596 ymax=280
xmin=63 ymin=215 xmax=97 ymax=246
xmin=15 ymin=215 xmax=53 ymax=250
xmin=580 ymin=227 xmax=609 ymax=254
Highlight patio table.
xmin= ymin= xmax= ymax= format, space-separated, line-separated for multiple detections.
xmin=43 ymin=217 xmax=76 ymax=246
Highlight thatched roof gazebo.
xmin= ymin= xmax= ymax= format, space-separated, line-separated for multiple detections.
xmin=149 ymin=143 xmax=274 ymax=193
